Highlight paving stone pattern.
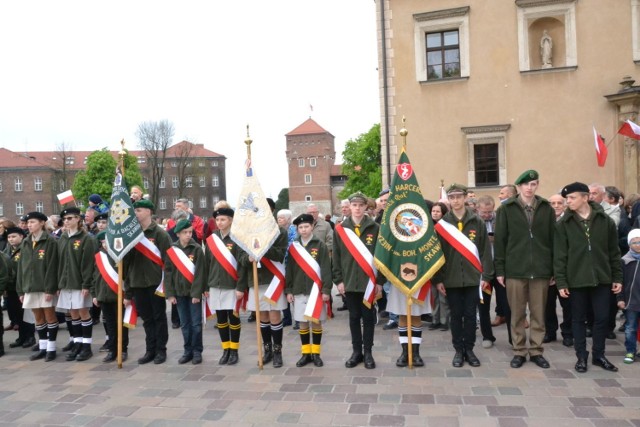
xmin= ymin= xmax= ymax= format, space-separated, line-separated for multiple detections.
xmin=1 ymin=302 xmax=639 ymax=426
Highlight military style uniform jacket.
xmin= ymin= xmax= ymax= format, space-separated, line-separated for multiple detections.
xmin=4 ymin=245 xmax=20 ymax=293
xmin=285 ymin=235 xmax=332 ymax=296
xmin=16 ymin=231 xmax=59 ymax=295
xmin=332 ymin=215 xmax=384 ymax=293
xmin=237 ymin=227 xmax=288 ymax=291
xmin=204 ymin=230 xmax=243 ymax=291
xmin=494 ymin=195 xmax=555 ymax=280
xmin=123 ymin=222 xmax=172 ymax=297
xmin=554 ymin=201 xmax=622 ymax=290
xmin=165 ymin=239 xmax=206 ymax=299
xmin=432 ymin=208 xmax=494 ymax=288
xmin=0 ymin=251 xmax=9 ymax=294
xmin=58 ymin=229 xmax=97 ymax=291
xmin=92 ymin=249 xmax=118 ymax=303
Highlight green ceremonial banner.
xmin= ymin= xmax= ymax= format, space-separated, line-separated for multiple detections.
xmin=106 ymin=171 xmax=143 ymax=262
xmin=374 ymin=148 xmax=444 ymax=297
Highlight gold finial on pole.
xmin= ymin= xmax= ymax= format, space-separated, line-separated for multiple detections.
xmin=244 ymin=125 xmax=253 ymax=160
xmin=399 ymin=116 xmax=408 ymax=149
xmin=119 ymin=139 xmax=127 ymax=172
xmin=441 ymin=179 xmax=444 ymax=187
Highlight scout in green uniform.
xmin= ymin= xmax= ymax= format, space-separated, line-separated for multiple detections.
xmin=57 ymin=207 xmax=98 ymax=362
xmin=285 ymin=214 xmax=332 ymax=367
xmin=204 ymin=207 xmax=244 ymax=365
xmin=123 ymin=200 xmax=172 ymax=365
xmin=16 ymin=212 xmax=59 ymax=362
xmin=165 ymin=219 xmax=206 ymax=365
xmin=0 ymin=250 xmax=9 ymax=356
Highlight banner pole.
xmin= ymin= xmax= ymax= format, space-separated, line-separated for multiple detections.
xmin=407 ymin=297 xmax=413 ymax=369
xmin=253 ymin=261 xmax=263 ymax=369
xmin=116 ymin=139 xmax=126 ymax=369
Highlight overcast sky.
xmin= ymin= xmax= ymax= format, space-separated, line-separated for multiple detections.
xmin=0 ymin=1 xmax=380 ymax=204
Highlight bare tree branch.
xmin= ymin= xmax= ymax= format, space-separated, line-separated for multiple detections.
xmin=136 ymin=120 xmax=174 ymax=207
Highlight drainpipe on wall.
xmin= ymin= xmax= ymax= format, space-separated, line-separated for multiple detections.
xmin=379 ymin=0 xmax=391 ymax=186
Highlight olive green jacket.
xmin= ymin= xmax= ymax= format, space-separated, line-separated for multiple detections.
xmin=16 ymin=231 xmax=59 ymax=295
xmin=285 ymin=236 xmax=332 ymax=296
xmin=204 ymin=231 xmax=243 ymax=291
xmin=123 ymin=222 xmax=172 ymax=297
xmin=164 ymin=239 xmax=206 ymax=299
xmin=92 ymin=249 xmax=118 ymax=303
xmin=58 ymin=230 xmax=97 ymax=291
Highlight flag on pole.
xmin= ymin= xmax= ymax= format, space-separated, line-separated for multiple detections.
xmin=230 ymin=160 xmax=280 ymax=260
xmin=618 ymin=119 xmax=640 ymax=140
xmin=439 ymin=184 xmax=447 ymax=202
xmin=106 ymin=170 xmax=144 ymax=262
xmin=593 ymin=127 xmax=608 ymax=168
xmin=374 ymin=149 xmax=445 ymax=299
xmin=56 ymin=190 xmax=75 ymax=205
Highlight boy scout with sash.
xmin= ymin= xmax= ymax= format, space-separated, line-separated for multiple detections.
xmin=433 ymin=184 xmax=493 ymax=368
xmin=333 ymin=192 xmax=383 ymax=369
xmin=204 ymin=207 xmax=244 ymax=365
xmin=16 ymin=212 xmax=59 ymax=362
xmin=57 ymin=207 xmax=98 ymax=361
xmin=285 ymin=213 xmax=332 ymax=367
xmin=165 ymin=219 xmax=206 ymax=365
xmin=123 ymin=200 xmax=172 ymax=365
xmin=93 ymin=231 xmax=129 ymax=362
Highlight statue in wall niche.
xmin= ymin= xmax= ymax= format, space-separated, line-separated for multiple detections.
xmin=540 ymin=30 xmax=553 ymax=69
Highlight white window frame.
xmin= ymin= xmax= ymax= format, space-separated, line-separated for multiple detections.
xmin=304 ymin=174 xmax=312 ymax=184
xmin=0 ymin=202 xmax=3 ymax=216
xmin=212 ymin=175 xmax=219 ymax=187
xmin=633 ymin=0 xmax=640 ymax=62
xmin=310 ymin=157 xmax=317 ymax=167
xmin=211 ymin=160 xmax=218 ymax=167
xmin=35 ymin=201 xmax=44 ymax=213
xmin=0 ymin=179 xmax=3 ymax=192
xmin=15 ymin=202 xmax=23 ymax=215
xmin=34 ymin=177 xmax=42 ymax=192
xmin=298 ymin=158 xmax=305 ymax=167
xmin=172 ymin=176 xmax=179 ymax=189
xmin=414 ymin=6 xmax=470 ymax=82
xmin=516 ymin=0 xmax=577 ymax=71
xmin=199 ymin=196 xmax=207 ymax=209
xmin=143 ymin=177 xmax=149 ymax=190
xmin=14 ymin=177 xmax=22 ymax=192
xmin=159 ymin=177 xmax=166 ymax=188
xmin=198 ymin=160 xmax=205 ymax=167
xmin=185 ymin=176 xmax=193 ymax=188
xmin=172 ymin=197 xmax=178 ymax=207
xmin=461 ymin=124 xmax=510 ymax=188
xmin=159 ymin=197 xmax=167 ymax=210
xmin=212 ymin=195 xmax=219 ymax=205
xmin=199 ymin=176 xmax=206 ymax=187
xmin=304 ymin=195 xmax=312 ymax=202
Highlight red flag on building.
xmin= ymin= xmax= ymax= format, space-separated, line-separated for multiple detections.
xmin=593 ymin=127 xmax=607 ymax=167
xmin=618 ymin=119 xmax=640 ymax=140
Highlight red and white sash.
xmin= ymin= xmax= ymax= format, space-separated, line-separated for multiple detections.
xmin=261 ymin=258 xmax=286 ymax=304
xmin=95 ymin=252 xmax=118 ymax=295
xmin=135 ymin=236 xmax=165 ymax=296
xmin=205 ymin=234 xmax=239 ymax=280
xmin=335 ymin=224 xmax=378 ymax=308
xmin=202 ymin=298 xmax=215 ymax=324
xmin=288 ymin=241 xmax=328 ymax=322
xmin=166 ymin=246 xmax=195 ymax=284
xmin=124 ymin=301 xmax=138 ymax=329
xmin=234 ymin=290 xmax=248 ymax=317
xmin=413 ymin=280 xmax=431 ymax=305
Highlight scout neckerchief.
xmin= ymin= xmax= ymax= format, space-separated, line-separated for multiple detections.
xmin=262 ymin=258 xmax=286 ymax=304
xmin=166 ymin=245 xmax=195 ymax=284
xmin=134 ymin=235 xmax=165 ymax=296
xmin=334 ymin=223 xmax=378 ymax=308
xmin=95 ymin=250 xmax=138 ymax=328
xmin=288 ymin=241 xmax=330 ymax=322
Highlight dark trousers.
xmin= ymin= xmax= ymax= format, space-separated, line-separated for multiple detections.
xmin=133 ymin=287 xmax=169 ymax=354
xmin=571 ymin=285 xmax=610 ymax=360
xmin=345 ymin=292 xmax=375 ymax=353
xmin=171 ymin=304 xmax=180 ymax=326
xmin=101 ymin=301 xmax=129 ymax=353
xmin=5 ymin=290 xmax=21 ymax=327
xmin=478 ymin=287 xmax=495 ymax=342
xmin=545 ymin=286 xmax=572 ymax=338
xmin=175 ymin=296 xmax=203 ymax=355
xmin=494 ymin=279 xmax=509 ymax=318
xmin=586 ymin=290 xmax=618 ymax=333
xmin=447 ymin=286 xmax=479 ymax=352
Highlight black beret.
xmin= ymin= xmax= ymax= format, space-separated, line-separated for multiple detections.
xmin=561 ymin=182 xmax=590 ymax=198
xmin=60 ymin=207 xmax=81 ymax=217
xmin=95 ymin=212 xmax=108 ymax=221
xmin=19 ymin=215 xmax=28 ymax=222
xmin=5 ymin=227 xmax=25 ymax=237
xmin=25 ymin=212 xmax=48 ymax=222
xmin=213 ymin=208 xmax=234 ymax=218
xmin=293 ymin=213 xmax=314 ymax=226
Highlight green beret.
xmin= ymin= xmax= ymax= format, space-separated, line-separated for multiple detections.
xmin=446 ymin=183 xmax=468 ymax=195
xmin=96 ymin=231 xmax=106 ymax=242
xmin=174 ymin=219 xmax=192 ymax=234
xmin=515 ymin=169 xmax=539 ymax=185
xmin=348 ymin=192 xmax=368 ymax=204
xmin=133 ymin=199 xmax=155 ymax=211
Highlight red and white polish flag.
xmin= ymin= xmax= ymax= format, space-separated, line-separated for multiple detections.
xmin=593 ymin=127 xmax=608 ymax=168
xmin=618 ymin=119 xmax=640 ymax=140
xmin=57 ymin=190 xmax=75 ymax=205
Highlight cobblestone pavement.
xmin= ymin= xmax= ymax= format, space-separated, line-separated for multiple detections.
xmin=1 ymin=301 xmax=639 ymax=426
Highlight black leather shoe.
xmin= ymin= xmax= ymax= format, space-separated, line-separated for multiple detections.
xmin=465 ymin=350 xmax=481 ymax=367
xmin=428 ymin=323 xmax=442 ymax=331
xmin=22 ymin=337 xmax=36 ymax=349
xmin=62 ymin=341 xmax=75 ymax=352
xmin=154 ymin=351 xmax=167 ymax=364
xmin=138 ymin=351 xmax=156 ymax=365
xmin=606 ymin=332 xmax=616 ymax=340
xmin=510 ymin=355 xmax=526 ymax=368
xmin=452 ymin=351 xmax=464 ymax=368
xmin=542 ymin=334 xmax=556 ymax=343
xmin=562 ymin=337 xmax=574 ymax=347
xmin=30 ymin=350 xmax=46 ymax=361
xmin=312 ymin=354 xmax=324 ymax=367
xmin=336 ymin=305 xmax=348 ymax=311
xmin=592 ymin=356 xmax=618 ymax=372
xmin=103 ymin=352 xmax=116 ymax=363
xmin=218 ymin=349 xmax=230 ymax=365
xmin=296 ymin=354 xmax=314 ymax=367
xmin=45 ymin=351 xmax=56 ymax=362
xmin=345 ymin=352 xmax=363 ymax=368
xmin=247 ymin=312 xmax=256 ymax=322
xmin=9 ymin=339 xmax=24 ymax=348
xmin=178 ymin=353 xmax=193 ymax=364
xmin=530 ymin=355 xmax=550 ymax=369
xmin=363 ymin=352 xmax=375 ymax=369
xmin=272 ymin=345 xmax=283 ymax=368
xmin=192 ymin=353 xmax=202 ymax=365
xmin=575 ymin=358 xmax=588 ymax=373
xmin=75 ymin=347 xmax=93 ymax=362
xmin=227 ymin=349 xmax=239 ymax=365
xmin=31 ymin=343 xmax=39 ymax=351
xmin=172 ymin=323 xmax=180 ymax=329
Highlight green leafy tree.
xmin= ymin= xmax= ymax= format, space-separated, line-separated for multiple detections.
xmin=73 ymin=149 xmax=143 ymax=207
xmin=274 ymin=188 xmax=289 ymax=212
xmin=339 ymin=123 xmax=382 ymax=199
